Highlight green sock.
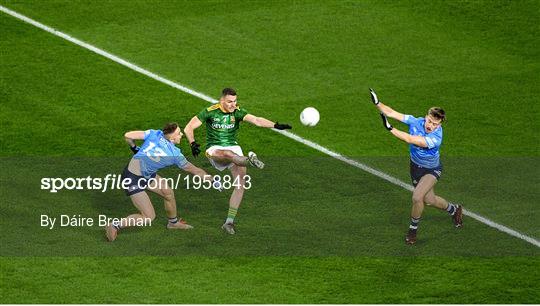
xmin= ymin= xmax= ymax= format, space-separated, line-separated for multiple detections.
xmin=226 ymin=207 xmax=238 ymax=224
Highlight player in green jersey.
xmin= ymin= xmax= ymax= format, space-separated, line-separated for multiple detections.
xmin=184 ymin=88 xmax=292 ymax=234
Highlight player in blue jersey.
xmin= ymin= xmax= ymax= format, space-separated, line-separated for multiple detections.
xmin=106 ymin=122 xmax=216 ymax=242
xmin=369 ymin=88 xmax=463 ymax=245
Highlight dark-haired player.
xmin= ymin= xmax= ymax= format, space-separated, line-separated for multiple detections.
xmin=369 ymin=88 xmax=462 ymax=245
xmin=184 ymin=88 xmax=292 ymax=234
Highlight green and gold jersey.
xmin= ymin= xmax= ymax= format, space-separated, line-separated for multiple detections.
xmin=197 ymin=104 xmax=249 ymax=148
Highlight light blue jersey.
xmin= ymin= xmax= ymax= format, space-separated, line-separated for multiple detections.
xmin=133 ymin=129 xmax=188 ymax=178
xmin=402 ymin=115 xmax=442 ymax=168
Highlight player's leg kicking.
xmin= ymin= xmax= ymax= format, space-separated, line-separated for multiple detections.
xmin=208 ymin=148 xmax=264 ymax=169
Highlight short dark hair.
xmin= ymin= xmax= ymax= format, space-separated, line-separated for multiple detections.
xmin=162 ymin=122 xmax=179 ymax=135
xmin=221 ymin=88 xmax=237 ymax=97
xmin=428 ymin=107 xmax=446 ymax=122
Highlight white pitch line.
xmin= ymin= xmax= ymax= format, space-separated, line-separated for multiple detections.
xmin=2 ymin=4 xmax=538 ymax=248
xmin=0 ymin=5 xmax=216 ymax=104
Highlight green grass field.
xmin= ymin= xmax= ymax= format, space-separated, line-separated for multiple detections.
xmin=1 ymin=0 xmax=539 ymax=303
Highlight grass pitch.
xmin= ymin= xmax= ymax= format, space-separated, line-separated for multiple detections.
xmin=1 ymin=0 xmax=539 ymax=303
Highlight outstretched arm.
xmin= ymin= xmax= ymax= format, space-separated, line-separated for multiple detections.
xmin=243 ymin=114 xmax=292 ymax=130
xmin=378 ymin=103 xmax=406 ymax=122
xmin=182 ymin=162 xmax=211 ymax=181
xmin=182 ymin=162 xmax=223 ymax=191
xmin=390 ymin=129 xmax=427 ymax=148
xmin=243 ymin=114 xmax=274 ymax=127
xmin=379 ymin=114 xmax=427 ymax=148
xmin=369 ymin=88 xmax=405 ymax=122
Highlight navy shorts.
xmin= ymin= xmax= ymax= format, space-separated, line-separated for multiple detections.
xmin=121 ymin=166 xmax=156 ymax=196
xmin=410 ymin=160 xmax=442 ymax=187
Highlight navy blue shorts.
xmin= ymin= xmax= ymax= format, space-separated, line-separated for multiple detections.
xmin=410 ymin=160 xmax=442 ymax=187
xmin=121 ymin=166 xmax=156 ymax=196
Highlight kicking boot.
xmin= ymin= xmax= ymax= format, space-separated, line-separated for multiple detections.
xmin=247 ymin=151 xmax=265 ymax=169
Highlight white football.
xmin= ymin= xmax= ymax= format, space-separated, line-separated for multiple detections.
xmin=300 ymin=107 xmax=320 ymax=127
